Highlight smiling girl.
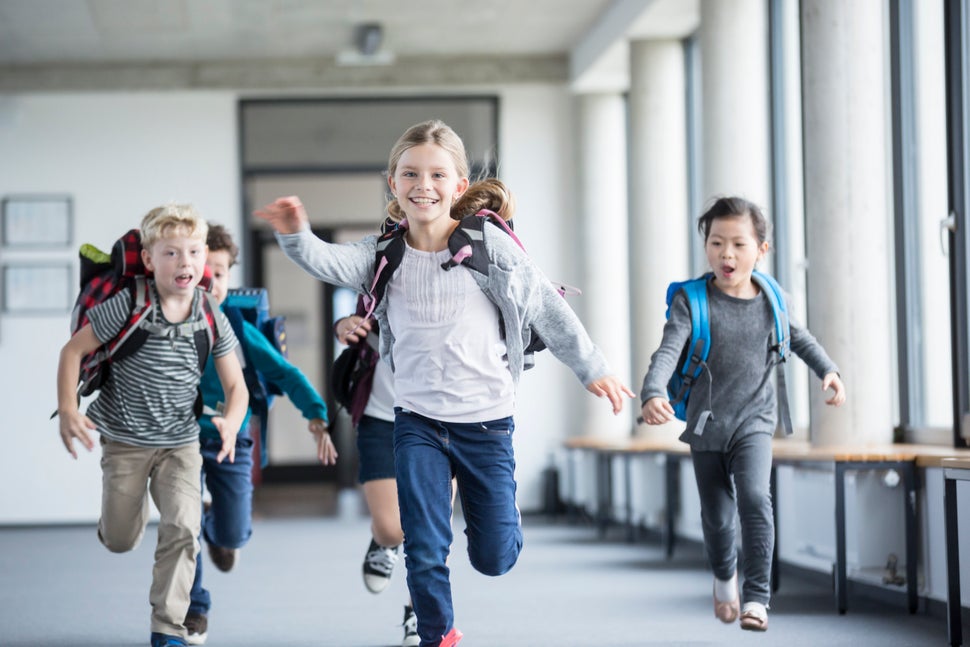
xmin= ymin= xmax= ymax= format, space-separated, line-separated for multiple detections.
xmin=639 ymin=196 xmax=845 ymax=633
xmin=255 ymin=120 xmax=633 ymax=647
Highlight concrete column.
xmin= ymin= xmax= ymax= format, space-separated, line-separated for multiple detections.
xmin=699 ymin=0 xmax=771 ymax=206
xmin=801 ymin=0 xmax=893 ymax=444
xmin=578 ymin=93 xmax=632 ymax=440
xmin=628 ymin=39 xmax=690 ymax=437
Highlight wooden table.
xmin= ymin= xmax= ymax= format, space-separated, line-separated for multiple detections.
xmin=770 ymin=441 xmax=921 ymax=614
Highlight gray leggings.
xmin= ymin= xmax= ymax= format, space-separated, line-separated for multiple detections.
xmin=690 ymin=431 xmax=773 ymax=606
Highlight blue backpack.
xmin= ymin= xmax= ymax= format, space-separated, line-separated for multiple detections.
xmin=665 ymin=270 xmax=793 ymax=434
xmin=223 ymin=287 xmax=287 ymax=466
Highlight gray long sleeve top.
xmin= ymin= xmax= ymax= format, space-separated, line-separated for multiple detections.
xmin=640 ymin=277 xmax=839 ymax=451
xmin=276 ymin=224 xmax=611 ymax=388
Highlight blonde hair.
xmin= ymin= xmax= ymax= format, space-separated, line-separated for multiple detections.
xmin=386 ymin=120 xmax=470 ymax=222
xmin=452 ymin=177 xmax=515 ymax=222
xmin=140 ymin=203 xmax=208 ymax=249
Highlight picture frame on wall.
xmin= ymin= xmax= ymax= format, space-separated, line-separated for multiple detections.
xmin=1 ymin=263 xmax=72 ymax=314
xmin=1 ymin=195 xmax=73 ymax=248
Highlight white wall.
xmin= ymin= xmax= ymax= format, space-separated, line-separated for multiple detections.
xmin=0 ymin=85 xmax=586 ymax=522
xmin=0 ymin=91 xmax=240 ymax=523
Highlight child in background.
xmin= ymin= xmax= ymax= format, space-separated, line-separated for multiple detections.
xmin=334 ymin=308 xmax=418 ymax=646
xmin=183 ymin=223 xmax=337 ymax=645
xmin=56 ymin=205 xmax=248 ymax=647
xmin=640 ymin=196 xmax=846 ymax=632
xmin=256 ymin=119 xmax=634 ymax=647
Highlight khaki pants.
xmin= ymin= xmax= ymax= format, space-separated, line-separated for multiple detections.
xmin=99 ymin=437 xmax=202 ymax=637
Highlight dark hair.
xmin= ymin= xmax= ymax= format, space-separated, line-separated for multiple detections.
xmin=697 ymin=196 xmax=771 ymax=246
xmin=206 ymin=223 xmax=239 ymax=267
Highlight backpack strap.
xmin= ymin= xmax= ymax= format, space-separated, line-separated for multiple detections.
xmin=137 ymin=288 xmax=221 ymax=373
xmin=752 ymin=270 xmax=793 ymax=435
xmin=196 ymin=290 xmax=225 ymax=371
xmin=668 ymin=277 xmax=711 ymax=408
xmin=355 ymin=221 xmax=408 ymax=332
xmin=752 ymin=270 xmax=790 ymax=361
xmin=441 ymin=210 xmax=527 ymax=275
xmin=223 ymin=302 xmax=272 ymax=454
xmin=224 ymin=304 xmax=266 ymax=407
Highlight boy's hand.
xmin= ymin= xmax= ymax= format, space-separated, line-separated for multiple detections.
xmin=212 ymin=416 xmax=237 ymax=463
xmin=586 ymin=376 xmax=636 ymax=415
xmin=59 ymin=411 xmax=96 ymax=459
xmin=253 ymin=196 xmax=308 ymax=235
xmin=308 ymin=419 xmax=338 ymax=465
xmin=641 ymin=397 xmax=675 ymax=425
xmin=822 ymin=372 xmax=846 ymax=406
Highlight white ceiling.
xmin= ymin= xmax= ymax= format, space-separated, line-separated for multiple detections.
xmin=0 ymin=0 xmax=699 ymax=92
xmin=0 ymin=0 xmax=615 ymax=64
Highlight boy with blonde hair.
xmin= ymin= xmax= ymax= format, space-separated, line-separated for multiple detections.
xmin=56 ymin=204 xmax=248 ymax=647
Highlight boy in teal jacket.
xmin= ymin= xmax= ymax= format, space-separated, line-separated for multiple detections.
xmin=184 ymin=223 xmax=337 ymax=645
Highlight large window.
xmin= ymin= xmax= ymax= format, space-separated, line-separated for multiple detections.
xmin=906 ymin=0 xmax=953 ymax=439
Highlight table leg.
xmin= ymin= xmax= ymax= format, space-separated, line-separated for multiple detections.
xmin=771 ymin=465 xmax=780 ymax=593
xmin=944 ymin=473 xmax=963 ymax=647
xmin=835 ymin=463 xmax=848 ymax=614
xmin=901 ymin=462 xmax=918 ymax=614
xmin=664 ymin=454 xmax=680 ymax=559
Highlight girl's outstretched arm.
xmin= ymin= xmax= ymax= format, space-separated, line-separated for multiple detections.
xmin=821 ymin=372 xmax=846 ymax=406
xmin=254 ymin=196 xmax=308 ymax=234
xmin=586 ymin=375 xmax=636 ymax=415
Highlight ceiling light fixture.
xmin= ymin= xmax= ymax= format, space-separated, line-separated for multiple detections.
xmin=356 ymin=23 xmax=382 ymax=56
xmin=336 ymin=21 xmax=395 ymax=66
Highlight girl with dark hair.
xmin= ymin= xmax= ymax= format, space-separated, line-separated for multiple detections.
xmin=640 ymin=196 xmax=846 ymax=632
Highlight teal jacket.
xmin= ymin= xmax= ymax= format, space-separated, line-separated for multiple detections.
xmin=198 ymin=314 xmax=328 ymax=443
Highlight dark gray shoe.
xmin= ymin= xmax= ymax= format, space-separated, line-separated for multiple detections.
xmin=184 ymin=612 xmax=208 ymax=645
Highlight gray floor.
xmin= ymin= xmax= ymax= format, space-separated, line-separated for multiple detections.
xmin=0 ymin=484 xmax=948 ymax=647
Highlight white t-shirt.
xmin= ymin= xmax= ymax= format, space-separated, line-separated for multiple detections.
xmin=386 ymin=243 xmax=515 ymax=422
xmin=362 ymin=332 xmax=396 ymax=422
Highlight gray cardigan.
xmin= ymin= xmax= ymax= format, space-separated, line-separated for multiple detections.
xmin=640 ymin=277 xmax=839 ymax=451
xmin=277 ymin=224 xmax=610 ymax=387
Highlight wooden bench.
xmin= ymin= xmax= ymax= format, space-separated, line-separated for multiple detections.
xmin=619 ymin=437 xmax=689 ymax=555
xmin=562 ymin=435 xmax=970 ymax=617
xmin=561 ymin=436 xmax=630 ymax=536
xmin=562 ymin=435 xmax=687 ymax=554
xmin=770 ymin=440 xmax=923 ymax=614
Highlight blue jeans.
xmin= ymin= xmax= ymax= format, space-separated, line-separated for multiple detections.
xmin=188 ymin=434 xmax=255 ymax=615
xmin=690 ymin=431 xmax=774 ymax=606
xmin=394 ymin=409 xmax=522 ymax=647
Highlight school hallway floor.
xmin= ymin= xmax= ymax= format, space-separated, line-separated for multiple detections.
xmin=0 ymin=483 xmax=949 ymax=647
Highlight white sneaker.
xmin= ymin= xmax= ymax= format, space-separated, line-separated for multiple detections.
xmin=402 ymin=604 xmax=419 ymax=647
xmin=740 ymin=601 xmax=768 ymax=631
xmin=362 ymin=537 xmax=399 ymax=594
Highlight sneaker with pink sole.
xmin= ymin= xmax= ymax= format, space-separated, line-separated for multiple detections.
xmin=439 ymin=627 xmax=463 ymax=647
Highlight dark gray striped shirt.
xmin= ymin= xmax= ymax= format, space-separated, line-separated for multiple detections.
xmin=85 ymin=282 xmax=237 ymax=447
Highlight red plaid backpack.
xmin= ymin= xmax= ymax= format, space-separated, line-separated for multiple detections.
xmin=69 ymin=228 xmax=222 ymax=402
